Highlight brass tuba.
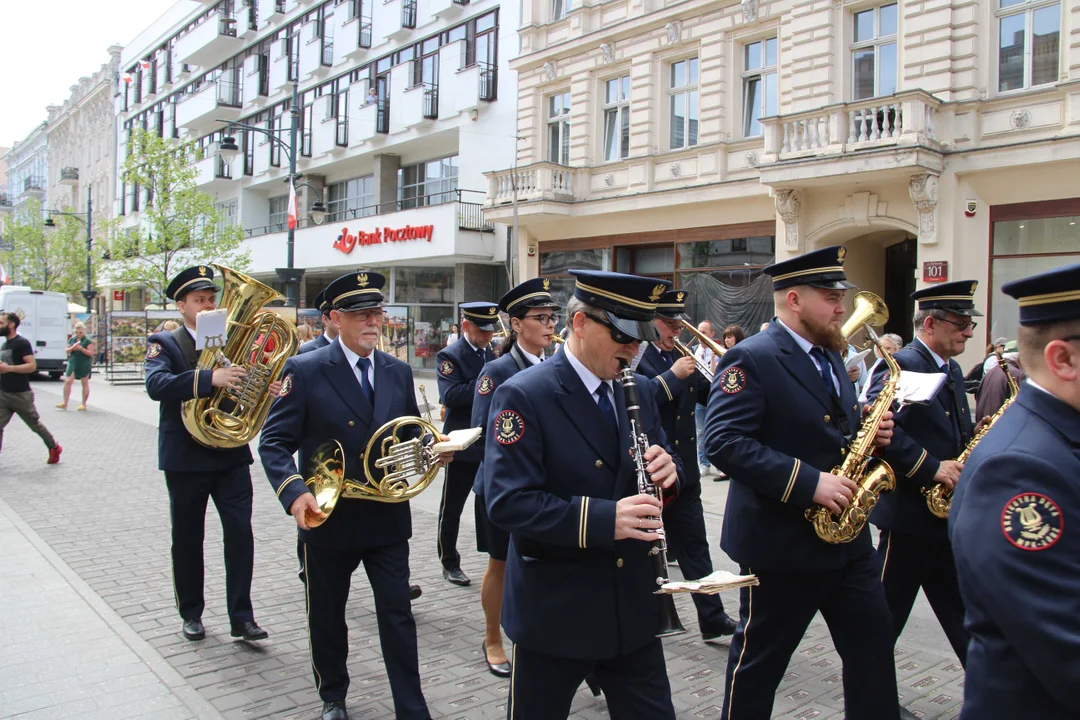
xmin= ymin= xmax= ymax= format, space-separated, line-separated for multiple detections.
xmin=181 ymin=264 xmax=298 ymax=449
xmin=805 ymin=292 xmax=898 ymax=544
xmin=923 ymin=349 xmax=1019 ymax=518
xmin=302 ymin=417 xmax=444 ymax=527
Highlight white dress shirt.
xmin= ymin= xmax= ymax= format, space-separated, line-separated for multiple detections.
xmin=563 ymin=342 xmax=616 ymax=413
xmin=337 ymin=338 xmax=375 ymax=391
xmin=776 ymin=318 xmax=840 ymax=395
xmin=518 ymin=346 xmax=544 ymax=365
xmin=915 ymin=336 xmax=948 ymax=371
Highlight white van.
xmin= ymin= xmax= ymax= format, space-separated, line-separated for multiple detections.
xmin=0 ymin=286 xmax=70 ymax=378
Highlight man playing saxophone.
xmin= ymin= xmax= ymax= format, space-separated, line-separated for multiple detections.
xmin=704 ymin=246 xmax=897 ymax=719
xmin=865 ymin=281 xmax=983 ymax=666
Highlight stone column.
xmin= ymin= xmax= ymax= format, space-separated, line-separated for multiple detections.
xmin=373 ymin=153 xmax=401 ymax=208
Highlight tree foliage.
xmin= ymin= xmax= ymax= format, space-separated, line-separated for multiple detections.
xmin=104 ymin=129 xmax=249 ymax=307
xmin=0 ymin=197 xmax=91 ymax=295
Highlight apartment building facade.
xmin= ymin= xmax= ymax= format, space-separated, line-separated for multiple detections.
xmin=485 ymin=0 xmax=1079 ymax=367
xmin=4 ymin=124 xmax=49 ymax=214
xmin=113 ymin=0 xmax=518 ymax=368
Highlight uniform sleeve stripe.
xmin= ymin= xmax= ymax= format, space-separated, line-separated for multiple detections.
xmin=657 ymin=376 xmax=673 ymax=402
xmin=907 ymin=449 xmax=928 ymax=478
xmin=276 ymin=474 xmax=304 ymax=498
xmin=781 ymin=459 xmax=801 ymax=504
xmin=579 ymin=497 xmax=589 ymax=549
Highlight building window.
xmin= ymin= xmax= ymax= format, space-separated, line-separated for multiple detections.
xmin=743 ymin=38 xmax=778 ymax=137
xmin=326 ymin=175 xmax=376 ymax=222
xmin=399 ymin=156 xmax=458 ymax=210
xmin=300 ymin=96 xmax=314 ymax=157
xmin=603 ymin=75 xmax=631 ymax=162
xmin=547 ymin=92 xmax=571 ymax=165
xmin=852 ymin=3 xmax=897 ymax=100
xmin=216 ymin=199 xmax=238 ymax=235
xmin=997 ymin=0 xmax=1060 ymax=92
xmin=269 ymin=107 xmax=283 ymax=167
xmin=668 ymin=58 xmax=698 ymax=150
xmin=552 ymin=0 xmax=571 ymax=21
xmin=269 ymin=195 xmax=289 ymax=232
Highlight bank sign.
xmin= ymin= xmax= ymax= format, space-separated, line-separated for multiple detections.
xmin=333 ymin=224 xmax=434 ymax=254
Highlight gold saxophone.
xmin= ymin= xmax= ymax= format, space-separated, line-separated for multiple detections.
xmin=181 ymin=265 xmax=298 ymax=448
xmin=805 ymin=292 xmax=898 ymax=544
xmin=923 ymin=350 xmax=1019 ymax=518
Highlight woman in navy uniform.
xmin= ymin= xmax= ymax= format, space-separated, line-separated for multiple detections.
xmin=259 ymin=271 xmax=452 ymax=720
xmin=470 ymin=278 xmax=558 ymax=678
xmin=485 ymin=270 xmax=680 ymax=720
xmin=435 ymin=301 xmax=498 ymax=586
xmin=704 ymin=246 xmax=898 ymax=720
xmin=950 ymin=262 xmax=1080 ymax=720
xmin=865 ymin=280 xmax=983 ymax=665
xmin=144 ymin=265 xmax=272 ymax=644
xmin=637 ymin=289 xmax=737 ymax=640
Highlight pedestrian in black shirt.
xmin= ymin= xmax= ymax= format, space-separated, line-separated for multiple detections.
xmin=0 ymin=312 xmax=61 ymax=463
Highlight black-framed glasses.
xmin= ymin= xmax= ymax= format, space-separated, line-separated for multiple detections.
xmin=524 ymin=313 xmax=560 ymax=326
xmin=935 ymin=316 xmax=978 ymax=332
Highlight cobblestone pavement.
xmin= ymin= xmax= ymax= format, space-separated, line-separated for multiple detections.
xmin=0 ymin=379 xmax=965 ymax=719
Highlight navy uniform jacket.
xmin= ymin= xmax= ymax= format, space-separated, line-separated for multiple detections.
xmin=470 ymin=345 xmax=539 ymax=495
xmin=145 ymin=326 xmax=252 ymax=472
xmin=950 ymin=384 xmax=1080 ymax=719
xmin=436 ymin=336 xmax=494 ymax=465
xmin=639 ymin=343 xmax=705 ymax=493
xmin=297 ymin=333 xmax=330 ymax=354
xmin=704 ymin=322 xmax=864 ymax=571
xmin=259 ymin=340 xmax=420 ymax=549
xmin=867 ymin=340 xmax=973 ymax=537
xmin=484 ymin=349 xmax=672 ymax=659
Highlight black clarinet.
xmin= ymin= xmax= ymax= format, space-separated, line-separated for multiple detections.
xmin=618 ymin=362 xmax=687 ymax=638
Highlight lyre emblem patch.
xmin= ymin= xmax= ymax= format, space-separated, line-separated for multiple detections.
xmin=1002 ymin=493 xmax=1063 ymax=551
xmin=649 ymin=284 xmax=665 ymax=302
xmin=358 ymin=273 xmax=369 ymax=287
xmin=478 ymin=376 xmax=494 ymax=395
xmin=146 ymin=343 xmax=162 ymax=359
xmin=495 ymin=410 xmax=524 ymax=445
xmin=279 ymin=375 xmax=293 ymax=397
xmin=439 ymin=360 xmax=454 ymax=376
xmin=721 ymin=366 xmax=746 ymax=394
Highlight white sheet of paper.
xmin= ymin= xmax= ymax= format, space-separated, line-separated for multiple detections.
xmin=845 ymin=348 xmax=872 ymax=371
xmin=195 ymin=309 xmax=229 ymax=351
xmin=629 ymin=342 xmax=648 ymax=372
xmin=896 ymin=370 xmax=946 ymax=405
xmin=432 ymin=427 xmax=482 ymax=453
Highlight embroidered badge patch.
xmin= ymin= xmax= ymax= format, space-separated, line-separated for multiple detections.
xmin=280 ymin=375 xmax=293 ymax=397
xmin=495 ymin=410 xmax=524 ymax=445
xmin=146 ymin=343 xmax=162 ymax=359
xmin=478 ymin=376 xmax=494 ymax=395
xmin=720 ymin=367 xmax=747 ymax=394
xmin=439 ymin=360 xmax=454 ymax=376
xmin=1001 ymin=493 xmax=1063 ymax=551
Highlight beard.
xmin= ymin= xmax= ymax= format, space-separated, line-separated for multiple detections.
xmin=803 ymin=315 xmax=844 ymax=353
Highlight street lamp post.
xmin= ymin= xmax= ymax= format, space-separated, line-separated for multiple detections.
xmin=217 ymin=82 xmax=326 ymax=307
xmin=44 ymin=189 xmax=96 ymax=313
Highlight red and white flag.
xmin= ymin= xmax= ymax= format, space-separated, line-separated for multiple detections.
xmin=0 ymin=264 xmax=10 ymax=285
xmin=287 ymin=180 xmax=298 ymax=230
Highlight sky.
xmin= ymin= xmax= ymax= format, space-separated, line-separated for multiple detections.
xmin=0 ymin=0 xmax=181 ymax=148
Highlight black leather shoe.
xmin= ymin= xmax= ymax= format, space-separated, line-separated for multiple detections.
xmin=584 ymin=673 xmax=602 ymax=697
xmin=230 ymin=621 xmax=269 ymax=641
xmin=322 ymin=700 xmax=349 ymax=720
xmin=702 ymin=613 xmax=738 ymax=642
xmin=482 ymin=642 xmax=512 ymax=678
xmin=182 ymin=618 xmax=205 ymax=641
xmin=409 ymin=584 xmax=422 ymax=600
xmin=443 ymin=567 xmax=471 ymax=586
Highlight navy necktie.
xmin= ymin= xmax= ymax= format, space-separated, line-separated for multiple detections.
xmin=661 ymin=350 xmax=674 ymax=367
xmin=809 ymin=347 xmax=836 ymax=397
xmin=355 ymin=356 xmax=374 ymax=405
xmin=477 ymin=348 xmax=487 ymax=365
xmin=596 ymin=382 xmax=619 ymax=441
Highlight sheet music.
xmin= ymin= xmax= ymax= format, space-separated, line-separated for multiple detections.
xmin=194 ymin=309 xmax=228 ymax=351
xmin=896 ymin=370 xmax=947 ymax=405
xmin=661 ymin=570 xmax=759 ymax=595
xmin=845 ymin=348 xmax=872 ymax=372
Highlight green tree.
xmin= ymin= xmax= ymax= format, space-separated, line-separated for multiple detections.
xmin=0 ymin=197 xmax=90 ymax=295
xmin=104 ymin=129 xmax=249 ymax=307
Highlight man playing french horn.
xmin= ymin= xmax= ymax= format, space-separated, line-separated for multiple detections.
xmin=259 ymin=271 xmax=453 ymax=720
xmin=704 ymin=246 xmax=898 ymax=720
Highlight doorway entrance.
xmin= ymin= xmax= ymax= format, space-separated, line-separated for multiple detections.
xmin=883 ymin=237 xmax=916 ymax=342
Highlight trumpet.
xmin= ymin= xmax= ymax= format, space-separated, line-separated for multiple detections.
xmin=673 ymin=339 xmax=713 ymax=381
xmin=674 ymin=319 xmax=727 ymax=381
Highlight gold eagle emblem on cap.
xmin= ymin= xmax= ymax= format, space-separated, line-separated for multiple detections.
xmin=489 ymin=307 xmax=497 ymax=315
xmin=837 ymin=247 xmax=847 ymax=263
xmin=676 ymin=292 xmax=685 ymax=302
xmin=542 ymin=279 xmax=551 ymax=292
xmin=970 ymin=282 xmax=978 ymax=295
xmin=198 ymin=266 xmax=208 ymax=276
xmin=649 ymin=284 xmax=665 ymax=302
xmin=358 ymin=273 xmax=369 ymax=287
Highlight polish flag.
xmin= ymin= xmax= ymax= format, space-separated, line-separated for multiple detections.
xmin=287 ymin=180 xmax=298 ymax=230
xmin=122 ymin=73 xmax=132 ymax=84
xmin=0 ymin=264 xmax=10 ymax=285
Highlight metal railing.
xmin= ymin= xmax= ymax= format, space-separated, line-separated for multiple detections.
xmin=479 ymin=63 xmax=497 ymax=101
xmin=321 ymin=38 xmax=334 ymax=66
xmin=402 ymin=0 xmax=417 ymax=28
xmin=0 ymin=193 xmax=11 ymax=207
xmin=23 ymin=175 xmax=45 ymax=193
xmin=216 ymin=78 xmax=241 ymax=107
xmin=275 ymin=0 xmax=286 ymax=11
xmin=60 ymin=167 xmax=80 ymax=182
xmin=359 ymin=20 xmax=372 ymax=48
xmin=422 ymin=83 xmax=439 ymax=119
xmin=375 ymin=98 xmax=390 ymax=133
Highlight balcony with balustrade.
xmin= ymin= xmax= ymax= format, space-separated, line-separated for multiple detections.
xmin=757 ymin=90 xmax=943 ymax=187
xmin=175 ymin=77 xmax=243 ymax=135
xmin=59 ymin=167 xmax=79 ymax=186
xmin=173 ymin=10 xmax=242 ymax=69
xmin=485 ymin=163 xmax=580 ymax=208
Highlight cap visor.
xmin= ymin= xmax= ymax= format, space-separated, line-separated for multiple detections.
xmin=604 ymin=310 xmax=660 ymax=342
xmin=336 ymin=299 xmax=384 ymax=312
xmin=173 ymin=280 xmax=217 ymax=300
xmin=471 ymin=321 xmax=500 ymax=331
xmin=950 ymin=308 xmax=984 ymax=317
xmin=809 ymin=280 xmax=857 ymax=291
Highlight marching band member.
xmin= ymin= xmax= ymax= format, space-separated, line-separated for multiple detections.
xmin=485 ymin=271 xmax=679 ymax=720
xmin=470 ymin=278 xmax=558 ymax=678
xmin=866 ymin=281 xmax=983 ymax=664
xmin=298 ymin=289 xmax=337 ymax=354
xmin=951 ymin=262 xmax=1080 ymax=720
xmin=637 ymin=290 xmax=737 ymax=641
xmin=259 ymin=271 xmax=450 ymax=720
xmin=705 ymin=247 xmax=898 ymax=719
xmin=435 ymin=301 xmax=499 ymax=586
xmin=145 ymin=265 xmax=271 ymax=644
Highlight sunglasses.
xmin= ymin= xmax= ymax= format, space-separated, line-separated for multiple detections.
xmin=585 ymin=314 xmax=639 ymax=345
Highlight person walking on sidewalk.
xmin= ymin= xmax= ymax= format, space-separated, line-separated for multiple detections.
xmin=57 ymin=322 xmax=95 ymax=411
xmin=0 ymin=312 xmax=61 ymax=463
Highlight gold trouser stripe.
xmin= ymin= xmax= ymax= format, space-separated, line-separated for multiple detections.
xmin=726 ymin=570 xmax=752 ymax=720
xmin=303 ymin=544 xmax=324 ymax=693
xmin=907 ymin=449 xmax=928 ymax=478
xmin=509 ymin=643 xmax=518 ymax=719
xmin=657 ymin=375 xmax=673 ymax=402
xmin=781 ymin=460 xmax=801 ymax=504
xmin=276 ymin=474 xmax=303 ymax=498
xmin=879 ymin=532 xmax=893 ymax=582
xmin=579 ymin=498 xmax=589 ymax=548
xmin=437 ymin=465 xmax=451 ymax=561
